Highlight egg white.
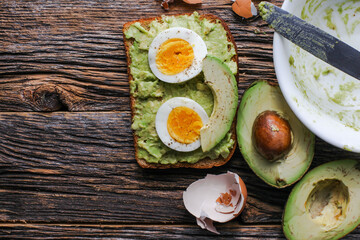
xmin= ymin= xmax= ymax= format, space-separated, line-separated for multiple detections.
xmin=148 ymin=27 xmax=207 ymax=83
xmin=155 ymin=97 xmax=209 ymax=152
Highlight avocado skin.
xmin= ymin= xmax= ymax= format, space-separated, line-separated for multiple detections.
xmin=283 ymin=159 xmax=360 ymax=240
xmin=236 ymin=80 xmax=315 ymax=188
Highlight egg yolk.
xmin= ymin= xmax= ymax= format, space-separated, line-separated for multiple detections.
xmin=156 ymin=38 xmax=194 ymax=75
xmin=167 ymin=106 xmax=203 ymax=144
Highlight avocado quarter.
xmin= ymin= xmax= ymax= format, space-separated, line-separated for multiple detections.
xmin=236 ymin=80 xmax=315 ymax=188
xmin=283 ymin=159 xmax=360 ymax=240
xmin=200 ymin=55 xmax=238 ymax=152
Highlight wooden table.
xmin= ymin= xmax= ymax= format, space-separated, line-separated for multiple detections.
xmin=0 ymin=0 xmax=359 ymax=238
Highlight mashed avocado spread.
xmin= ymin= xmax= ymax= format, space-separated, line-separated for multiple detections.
xmin=124 ymin=12 xmax=237 ymax=164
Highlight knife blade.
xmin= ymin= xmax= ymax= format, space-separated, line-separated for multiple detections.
xmin=259 ymin=2 xmax=360 ymax=81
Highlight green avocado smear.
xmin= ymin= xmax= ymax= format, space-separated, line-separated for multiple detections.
xmin=125 ymin=12 xmax=237 ymax=164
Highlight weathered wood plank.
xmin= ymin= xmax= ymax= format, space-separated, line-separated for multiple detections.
xmin=0 ymin=74 xmax=131 ymax=111
xmin=0 ymin=0 xmax=280 ymax=111
xmin=0 ymin=223 xmax=359 ymax=239
xmin=0 ymin=112 xmax=359 ymax=227
xmin=0 ymin=224 xmax=285 ymax=239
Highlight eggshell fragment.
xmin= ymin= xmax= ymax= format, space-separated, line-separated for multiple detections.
xmin=183 ymin=171 xmax=247 ymax=234
xmin=161 ymin=0 xmax=173 ymax=10
xmin=183 ymin=0 xmax=202 ymax=4
xmin=232 ymin=0 xmax=257 ymax=19
xmin=161 ymin=0 xmax=201 ymax=10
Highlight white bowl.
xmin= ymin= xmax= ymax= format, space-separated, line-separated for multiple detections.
xmin=274 ymin=0 xmax=360 ymax=152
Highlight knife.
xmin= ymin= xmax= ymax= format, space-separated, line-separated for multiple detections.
xmin=259 ymin=2 xmax=360 ymax=81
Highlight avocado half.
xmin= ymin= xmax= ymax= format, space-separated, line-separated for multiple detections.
xmin=283 ymin=159 xmax=360 ymax=240
xmin=236 ymin=80 xmax=315 ymax=188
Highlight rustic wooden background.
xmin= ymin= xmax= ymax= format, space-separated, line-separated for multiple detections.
xmin=0 ymin=0 xmax=359 ymax=239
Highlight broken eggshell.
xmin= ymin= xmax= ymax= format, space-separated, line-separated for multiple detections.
xmin=161 ymin=0 xmax=202 ymax=10
xmin=183 ymin=171 xmax=247 ymax=234
xmin=232 ymin=0 xmax=258 ymax=19
xmin=183 ymin=0 xmax=202 ymax=3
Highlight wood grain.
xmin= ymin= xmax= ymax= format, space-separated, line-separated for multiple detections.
xmin=0 ymin=112 xmax=358 ymax=226
xmin=0 ymin=0 xmax=359 ymax=238
xmin=0 ymin=224 xmax=289 ymax=239
xmin=0 ymin=0 xmax=278 ymax=111
xmin=1 ymin=224 xmax=359 ymax=239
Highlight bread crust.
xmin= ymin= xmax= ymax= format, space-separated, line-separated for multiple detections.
xmin=123 ymin=13 xmax=239 ymax=169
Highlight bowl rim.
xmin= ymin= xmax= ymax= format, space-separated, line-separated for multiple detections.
xmin=273 ymin=0 xmax=360 ymax=153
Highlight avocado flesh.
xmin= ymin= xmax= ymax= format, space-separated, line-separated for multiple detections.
xmin=283 ymin=159 xmax=360 ymax=240
xmin=237 ymin=80 xmax=315 ymax=188
xmin=200 ymin=55 xmax=238 ymax=152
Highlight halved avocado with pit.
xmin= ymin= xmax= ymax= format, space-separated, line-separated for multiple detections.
xmin=283 ymin=159 xmax=360 ymax=240
xmin=236 ymin=80 xmax=315 ymax=188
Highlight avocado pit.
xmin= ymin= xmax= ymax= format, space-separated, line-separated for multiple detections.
xmin=253 ymin=110 xmax=292 ymax=161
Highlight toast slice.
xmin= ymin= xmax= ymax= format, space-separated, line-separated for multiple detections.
xmin=123 ymin=13 xmax=239 ymax=169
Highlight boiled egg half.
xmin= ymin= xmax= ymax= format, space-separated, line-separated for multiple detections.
xmin=155 ymin=97 xmax=209 ymax=152
xmin=148 ymin=27 xmax=207 ymax=83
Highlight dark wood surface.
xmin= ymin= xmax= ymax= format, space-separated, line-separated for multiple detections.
xmin=0 ymin=0 xmax=359 ymax=239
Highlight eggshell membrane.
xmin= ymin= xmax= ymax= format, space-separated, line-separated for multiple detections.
xmin=237 ymin=176 xmax=247 ymax=209
xmin=148 ymin=27 xmax=207 ymax=83
xmin=155 ymin=97 xmax=209 ymax=152
xmin=183 ymin=172 xmax=247 ymax=233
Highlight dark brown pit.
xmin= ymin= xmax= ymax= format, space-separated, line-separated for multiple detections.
xmin=253 ymin=110 xmax=292 ymax=161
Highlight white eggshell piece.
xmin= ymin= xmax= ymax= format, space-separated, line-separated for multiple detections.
xmin=251 ymin=2 xmax=258 ymax=16
xmin=148 ymin=27 xmax=207 ymax=83
xmin=183 ymin=171 xmax=246 ymax=234
xmin=155 ymin=97 xmax=209 ymax=152
xmin=197 ymin=216 xmax=219 ymax=234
